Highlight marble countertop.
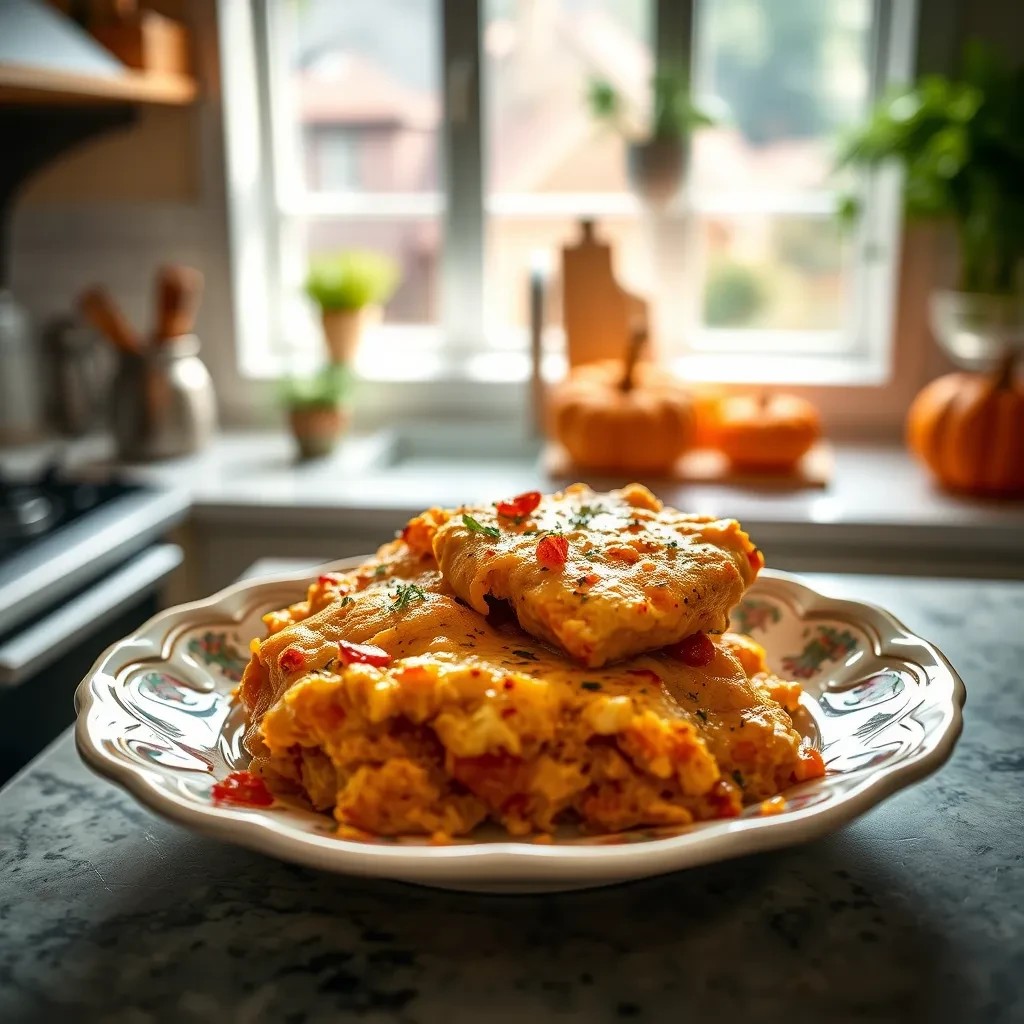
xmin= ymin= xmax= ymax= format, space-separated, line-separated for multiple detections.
xmin=2 ymin=572 xmax=1022 ymax=1023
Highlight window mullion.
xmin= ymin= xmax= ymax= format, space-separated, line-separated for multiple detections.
xmin=652 ymin=1 xmax=697 ymax=356
xmin=655 ymin=0 xmax=693 ymax=74
xmin=441 ymin=0 xmax=485 ymax=355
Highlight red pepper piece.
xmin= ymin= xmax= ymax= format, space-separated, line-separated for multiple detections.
xmin=748 ymin=547 xmax=764 ymax=572
xmin=496 ymin=490 xmax=542 ymax=519
xmin=666 ymin=632 xmax=716 ymax=667
xmin=280 ymin=647 xmax=306 ymax=673
xmin=536 ymin=534 xmax=569 ymax=568
xmin=338 ymin=640 xmax=392 ymax=667
xmin=318 ymin=573 xmax=342 ymax=586
xmin=212 ymin=771 xmax=274 ymax=807
xmin=706 ymin=778 xmax=741 ymax=819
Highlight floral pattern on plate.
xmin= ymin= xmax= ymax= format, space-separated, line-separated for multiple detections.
xmin=781 ymin=625 xmax=861 ymax=680
xmin=185 ymin=630 xmax=248 ymax=683
xmin=729 ymin=597 xmax=782 ymax=635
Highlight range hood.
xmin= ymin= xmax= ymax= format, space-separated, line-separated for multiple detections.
xmin=0 ymin=0 xmax=124 ymax=76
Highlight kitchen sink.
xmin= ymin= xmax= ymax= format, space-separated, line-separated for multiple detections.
xmin=372 ymin=424 xmax=544 ymax=470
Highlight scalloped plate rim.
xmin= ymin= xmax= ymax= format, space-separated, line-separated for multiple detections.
xmin=74 ymin=564 xmax=966 ymax=891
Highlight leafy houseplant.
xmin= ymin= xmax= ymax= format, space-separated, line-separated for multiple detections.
xmin=279 ymin=363 xmax=353 ymax=460
xmin=587 ymin=66 xmax=712 ymax=206
xmin=304 ymin=251 xmax=399 ymax=365
xmin=837 ymin=41 xmax=1024 ymax=368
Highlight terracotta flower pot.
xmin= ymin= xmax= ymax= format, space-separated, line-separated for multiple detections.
xmin=627 ymin=138 xmax=688 ymax=207
xmin=288 ymin=403 xmax=349 ymax=460
xmin=320 ymin=306 xmax=381 ymax=365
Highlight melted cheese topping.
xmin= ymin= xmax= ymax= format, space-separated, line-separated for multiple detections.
xmin=236 ymin=484 xmax=823 ymax=839
xmin=432 ymin=482 xmax=761 ymax=667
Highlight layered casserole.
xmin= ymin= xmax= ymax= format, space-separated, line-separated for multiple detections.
xmin=238 ymin=484 xmax=824 ymax=838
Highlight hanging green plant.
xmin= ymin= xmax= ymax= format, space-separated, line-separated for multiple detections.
xmin=837 ymin=41 xmax=1024 ymax=295
xmin=586 ymin=64 xmax=714 ymax=142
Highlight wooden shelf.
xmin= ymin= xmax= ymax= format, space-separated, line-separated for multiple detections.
xmin=0 ymin=62 xmax=196 ymax=106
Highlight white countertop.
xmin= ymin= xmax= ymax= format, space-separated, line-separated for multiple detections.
xmin=4 ymin=428 xmax=1023 ymax=577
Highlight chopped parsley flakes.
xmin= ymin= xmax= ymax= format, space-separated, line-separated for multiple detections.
xmin=462 ymin=513 xmax=500 ymax=539
xmin=387 ymin=583 xmax=427 ymax=612
xmin=511 ymin=649 xmax=539 ymax=661
xmin=569 ymin=504 xmax=608 ymax=529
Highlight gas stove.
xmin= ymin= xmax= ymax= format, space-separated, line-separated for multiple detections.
xmin=0 ymin=465 xmax=145 ymax=561
xmin=0 ymin=461 xmax=190 ymax=781
xmin=0 ymin=462 xmax=189 ymax=638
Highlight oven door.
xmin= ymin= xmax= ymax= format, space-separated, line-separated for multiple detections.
xmin=0 ymin=543 xmax=182 ymax=784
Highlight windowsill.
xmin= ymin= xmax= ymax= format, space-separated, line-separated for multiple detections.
xmin=240 ymin=325 xmax=890 ymax=388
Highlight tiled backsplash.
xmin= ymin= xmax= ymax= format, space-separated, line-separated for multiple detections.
xmin=10 ymin=200 xmax=259 ymax=426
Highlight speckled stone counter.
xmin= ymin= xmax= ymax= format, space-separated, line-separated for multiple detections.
xmin=2 ymin=574 xmax=1022 ymax=1024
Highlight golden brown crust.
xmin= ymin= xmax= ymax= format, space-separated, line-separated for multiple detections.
xmin=432 ymin=482 xmax=761 ymax=667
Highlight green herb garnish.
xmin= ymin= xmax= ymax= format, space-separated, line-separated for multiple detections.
xmin=569 ymin=504 xmax=608 ymax=529
xmin=374 ymin=564 xmax=388 ymax=578
xmin=462 ymin=513 xmax=500 ymax=539
xmin=512 ymin=649 xmax=539 ymax=661
xmin=339 ymin=596 xmax=354 ymax=607
xmin=696 ymin=709 xmax=708 ymax=723
xmin=388 ymin=583 xmax=427 ymax=612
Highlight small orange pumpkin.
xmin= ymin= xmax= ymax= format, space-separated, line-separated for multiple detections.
xmin=906 ymin=356 xmax=1024 ymax=496
xmin=549 ymin=328 xmax=695 ymax=474
xmin=712 ymin=393 xmax=821 ymax=471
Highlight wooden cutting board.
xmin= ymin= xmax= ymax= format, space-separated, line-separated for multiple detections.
xmin=562 ymin=220 xmax=648 ymax=367
xmin=544 ymin=442 xmax=833 ymax=490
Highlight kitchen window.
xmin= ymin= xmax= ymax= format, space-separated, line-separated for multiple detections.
xmin=222 ymin=0 xmax=916 ymax=387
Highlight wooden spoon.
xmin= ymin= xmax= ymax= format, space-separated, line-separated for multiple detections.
xmin=78 ymin=286 xmax=140 ymax=356
xmin=154 ymin=264 xmax=204 ymax=344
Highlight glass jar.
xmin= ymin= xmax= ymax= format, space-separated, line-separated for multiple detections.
xmin=111 ymin=335 xmax=217 ymax=461
xmin=929 ymin=290 xmax=1024 ymax=372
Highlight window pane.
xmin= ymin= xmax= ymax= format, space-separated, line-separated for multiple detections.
xmin=483 ymin=1 xmax=652 ymax=342
xmin=692 ymin=0 xmax=874 ymax=193
xmin=484 ymin=0 xmax=653 ymax=195
xmin=698 ymin=215 xmax=847 ymax=330
xmin=283 ymin=0 xmax=442 ymax=194
xmin=306 ymin=220 xmax=440 ymax=325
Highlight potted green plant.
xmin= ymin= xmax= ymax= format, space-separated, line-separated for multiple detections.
xmin=304 ymin=251 xmax=399 ymax=365
xmin=279 ymin=363 xmax=353 ymax=460
xmin=587 ymin=66 xmax=713 ymax=206
xmin=837 ymin=41 xmax=1024 ymax=369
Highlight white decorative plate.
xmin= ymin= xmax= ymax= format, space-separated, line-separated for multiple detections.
xmin=75 ymin=564 xmax=965 ymax=893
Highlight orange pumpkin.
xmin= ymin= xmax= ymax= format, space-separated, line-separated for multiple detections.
xmin=906 ymin=356 xmax=1024 ymax=496
xmin=690 ymin=386 xmax=725 ymax=449
xmin=712 ymin=393 xmax=821 ymax=471
xmin=549 ymin=328 xmax=695 ymax=474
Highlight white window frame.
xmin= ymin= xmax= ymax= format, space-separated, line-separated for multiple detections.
xmin=220 ymin=0 xmax=917 ymax=390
